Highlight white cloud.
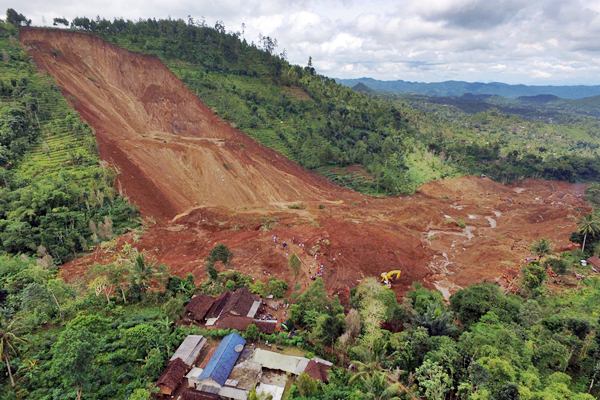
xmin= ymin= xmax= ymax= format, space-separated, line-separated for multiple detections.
xmin=3 ymin=0 xmax=600 ymax=84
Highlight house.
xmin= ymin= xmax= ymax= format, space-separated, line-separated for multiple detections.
xmin=206 ymin=288 xmax=262 ymax=326
xmin=185 ymin=295 xmax=216 ymax=323
xmin=195 ymin=332 xmax=246 ymax=392
xmin=215 ymin=315 xmax=277 ymax=333
xmin=157 ymin=358 xmax=189 ymax=395
xmin=180 ymin=388 xmax=219 ymax=400
xmin=256 ymin=383 xmax=284 ymax=400
xmin=205 ymin=292 xmax=231 ymax=325
xmin=186 ymin=288 xmax=277 ymax=333
xmin=222 ymin=287 xmax=261 ymax=318
xmin=587 ymin=256 xmax=600 ymax=270
xmin=303 ymin=359 xmax=333 ymax=382
xmin=228 ymin=360 xmax=263 ymax=391
xmin=251 ymin=348 xmax=309 ymax=375
xmin=170 ymin=335 xmax=207 ymax=366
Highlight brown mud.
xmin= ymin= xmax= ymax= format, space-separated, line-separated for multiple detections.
xmin=20 ymin=28 xmax=590 ymax=299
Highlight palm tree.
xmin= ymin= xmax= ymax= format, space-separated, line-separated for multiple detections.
xmin=531 ymin=238 xmax=552 ymax=260
xmin=349 ymin=345 xmax=418 ymax=400
xmin=360 ymin=372 xmax=403 ymax=400
xmin=127 ymin=252 xmax=166 ymax=299
xmin=578 ymin=214 xmax=600 ymax=252
xmin=0 ymin=319 xmax=26 ymax=387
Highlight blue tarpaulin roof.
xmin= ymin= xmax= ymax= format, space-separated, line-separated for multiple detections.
xmin=198 ymin=332 xmax=246 ymax=386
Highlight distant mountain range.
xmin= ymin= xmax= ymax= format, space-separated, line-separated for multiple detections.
xmin=337 ymin=77 xmax=600 ymax=100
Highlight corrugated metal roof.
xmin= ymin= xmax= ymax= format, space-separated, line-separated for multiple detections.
xmin=246 ymin=300 xmax=261 ymax=318
xmin=198 ymin=332 xmax=246 ymax=386
xmin=252 ymin=348 xmax=309 ymax=375
xmin=218 ymin=386 xmax=249 ymax=400
xmin=257 ymin=383 xmax=284 ymax=400
xmin=170 ymin=335 xmax=206 ymax=366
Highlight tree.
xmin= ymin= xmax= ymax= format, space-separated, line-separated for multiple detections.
xmin=578 ymin=214 xmax=600 ymax=252
xmin=126 ymin=252 xmax=166 ymax=300
xmin=522 ymin=262 xmax=547 ymax=294
xmin=530 ymin=238 xmax=552 ymax=259
xmin=414 ymin=360 xmax=451 ymax=400
xmin=6 ymin=9 xmax=31 ymax=26
xmin=358 ymin=371 xmax=408 ymax=400
xmin=0 ymin=318 xmax=25 ymax=387
xmin=244 ymin=323 xmax=260 ymax=341
xmin=450 ymin=283 xmax=513 ymax=327
xmin=49 ymin=314 xmax=109 ymax=399
xmin=128 ymin=388 xmax=152 ymax=400
xmin=206 ymin=261 xmax=218 ymax=281
xmin=52 ymin=17 xmax=69 ymax=27
xmin=208 ymin=244 xmax=233 ymax=265
xmin=296 ymin=372 xmax=319 ymax=396
xmin=289 ymin=253 xmax=301 ymax=277
xmin=312 ymin=312 xmax=345 ymax=346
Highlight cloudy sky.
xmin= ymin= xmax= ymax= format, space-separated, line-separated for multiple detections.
xmin=5 ymin=0 xmax=600 ymax=84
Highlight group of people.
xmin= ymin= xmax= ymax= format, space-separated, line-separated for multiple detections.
xmin=271 ymin=234 xmax=327 ymax=280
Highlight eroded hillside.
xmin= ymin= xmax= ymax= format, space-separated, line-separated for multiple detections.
xmin=20 ymin=28 xmax=590 ymax=298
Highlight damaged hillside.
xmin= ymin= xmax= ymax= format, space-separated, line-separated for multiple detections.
xmin=2 ymin=10 xmax=600 ymax=400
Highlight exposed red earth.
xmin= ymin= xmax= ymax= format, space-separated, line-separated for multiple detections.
xmin=20 ymin=28 xmax=591 ymax=300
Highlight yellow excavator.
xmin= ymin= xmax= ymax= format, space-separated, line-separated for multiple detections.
xmin=380 ymin=270 xmax=402 ymax=288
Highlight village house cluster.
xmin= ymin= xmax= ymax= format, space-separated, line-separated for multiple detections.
xmin=183 ymin=287 xmax=277 ymax=333
xmin=157 ymin=332 xmax=332 ymax=400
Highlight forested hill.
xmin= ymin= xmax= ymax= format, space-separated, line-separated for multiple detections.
xmin=338 ymin=77 xmax=600 ymax=99
xmin=62 ymin=17 xmax=600 ymax=189
xmin=0 ymin=21 xmax=137 ymax=263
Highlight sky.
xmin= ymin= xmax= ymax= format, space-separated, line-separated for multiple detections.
xmin=4 ymin=0 xmax=600 ymax=85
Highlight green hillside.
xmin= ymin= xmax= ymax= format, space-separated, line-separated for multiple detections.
xmin=64 ymin=17 xmax=600 ymax=191
xmin=0 ymin=21 xmax=138 ymax=263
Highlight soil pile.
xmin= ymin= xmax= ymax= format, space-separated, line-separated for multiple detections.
xmin=21 ymin=28 xmax=590 ymax=298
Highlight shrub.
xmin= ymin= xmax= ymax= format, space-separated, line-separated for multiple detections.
xmin=544 ymin=257 xmax=568 ymax=274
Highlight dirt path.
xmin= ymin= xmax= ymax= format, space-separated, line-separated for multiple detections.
xmin=21 ymin=28 xmax=591 ymax=299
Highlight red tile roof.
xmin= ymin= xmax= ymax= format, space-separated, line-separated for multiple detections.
xmin=587 ymin=256 xmax=600 ymax=268
xmin=185 ymin=294 xmax=216 ymax=322
xmin=222 ymin=287 xmax=259 ymax=317
xmin=205 ymin=292 xmax=231 ymax=319
xmin=180 ymin=388 xmax=220 ymax=400
xmin=304 ymin=360 xmax=331 ymax=382
xmin=157 ymin=358 xmax=189 ymax=395
xmin=215 ymin=315 xmax=277 ymax=333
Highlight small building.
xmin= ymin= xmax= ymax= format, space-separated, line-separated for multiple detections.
xmin=256 ymin=383 xmax=284 ymax=400
xmin=186 ymin=295 xmax=217 ymax=323
xmin=587 ymin=256 xmax=600 ymax=270
xmin=228 ymin=360 xmax=263 ymax=391
xmin=206 ymin=288 xmax=262 ymax=326
xmin=251 ymin=348 xmax=309 ymax=375
xmin=215 ymin=315 xmax=277 ymax=333
xmin=170 ymin=335 xmax=207 ymax=366
xmin=196 ymin=332 xmax=246 ymax=392
xmin=157 ymin=357 xmax=189 ymax=396
xmin=222 ymin=287 xmax=261 ymax=318
xmin=303 ymin=359 xmax=333 ymax=382
xmin=180 ymin=388 xmax=219 ymax=400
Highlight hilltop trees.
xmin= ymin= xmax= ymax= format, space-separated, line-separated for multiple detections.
xmin=5 ymin=9 xmax=30 ymax=27
xmin=578 ymin=214 xmax=600 ymax=252
xmin=53 ymin=18 xmax=69 ymax=27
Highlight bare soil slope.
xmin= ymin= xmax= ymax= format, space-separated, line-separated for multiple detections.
xmin=20 ymin=28 xmax=590 ymax=298
xmin=20 ymin=28 xmax=339 ymax=219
